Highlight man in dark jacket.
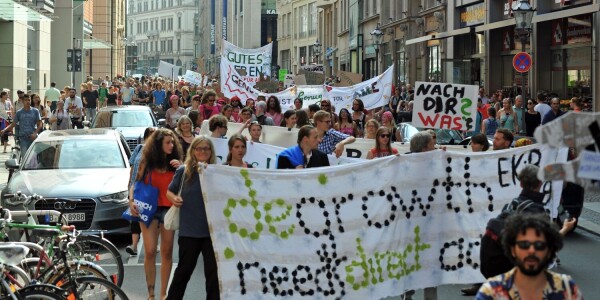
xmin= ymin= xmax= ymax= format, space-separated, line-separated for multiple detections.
xmin=277 ymin=125 xmax=329 ymax=169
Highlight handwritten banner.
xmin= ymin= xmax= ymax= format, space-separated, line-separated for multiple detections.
xmin=412 ymin=82 xmax=478 ymax=131
xmin=201 ymin=145 xmax=563 ymax=299
xmin=300 ymin=64 xmax=324 ymax=74
xmin=220 ymin=40 xmax=272 ymax=87
xmin=324 ymin=66 xmax=394 ymax=113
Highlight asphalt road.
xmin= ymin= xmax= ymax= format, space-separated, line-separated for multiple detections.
xmin=112 ymin=228 xmax=600 ymax=300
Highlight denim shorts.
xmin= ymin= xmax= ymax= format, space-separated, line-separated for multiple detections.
xmin=153 ymin=206 xmax=170 ymax=224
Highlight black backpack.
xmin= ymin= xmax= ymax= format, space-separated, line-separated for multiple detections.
xmin=479 ymin=197 xmax=545 ymax=278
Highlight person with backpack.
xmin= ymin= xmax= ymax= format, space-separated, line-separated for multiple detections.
xmin=460 ymin=165 xmax=577 ymax=296
xmin=481 ymin=106 xmax=499 ymax=137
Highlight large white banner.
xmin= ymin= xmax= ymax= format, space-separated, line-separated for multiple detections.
xmin=220 ymin=40 xmax=273 ymax=88
xmin=201 ymin=145 xmax=563 ymax=299
xmin=324 ymin=66 xmax=395 ymax=113
xmin=220 ymin=65 xmax=393 ymax=111
xmin=412 ymin=82 xmax=479 ymax=131
xmin=209 ymin=137 xmax=362 ymax=169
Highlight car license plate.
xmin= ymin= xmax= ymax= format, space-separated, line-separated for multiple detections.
xmin=49 ymin=213 xmax=85 ymax=222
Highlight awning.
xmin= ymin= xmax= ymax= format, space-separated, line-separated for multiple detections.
xmin=476 ymin=3 xmax=600 ymax=32
xmin=405 ymin=27 xmax=473 ymax=45
xmin=83 ymin=35 xmax=113 ymax=49
xmin=0 ymin=0 xmax=53 ymax=22
xmin=405 ymin=35 xmax=434 ymax=45
xmin=532 ymin=4 xmax=599 ymax=24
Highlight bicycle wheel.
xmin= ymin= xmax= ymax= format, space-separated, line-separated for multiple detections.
xmin=16 ymin=283 xmax=68 ymax=300
xmin=4 ymin=265 xmax=31 ymax=290
xmin=66 ymin=235 xmax=124 ymax=287
xmin=44 ymin=261 xmax=109 ymax=286
xmin=65 ymin=276 xmax=129 ymax=300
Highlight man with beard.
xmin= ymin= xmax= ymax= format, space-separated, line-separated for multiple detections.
xmin=493 ymin=128 xmax=513 ymax=150
xmin=461 ymin=165 xmax=576 ymax=296
xmin=476 ymin=214 xmax=582 ymax=299
xmin=65 ymin=88 xmax=84 ymax=128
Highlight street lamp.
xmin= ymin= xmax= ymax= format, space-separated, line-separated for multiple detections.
xmin=512 ymin=0 xmax=535 ymax=135
xmin=312 ymin=39 xmax=322 ymax=64
xmin=370 ymin=23 xmax=384 ymax=76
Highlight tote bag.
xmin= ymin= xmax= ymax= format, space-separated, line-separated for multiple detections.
xmin=122 ymin=172 xmax=159 ymax=227
xmin=164 ymin=171 xmax=185 ymax=230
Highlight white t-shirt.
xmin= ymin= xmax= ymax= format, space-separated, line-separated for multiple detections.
xmin=65 ymin=96 xmax=84 ymax=118
xmin=534 ymin=103 xmax=551 ymax=118
xmin=120 ymin=87 xmax=135 ymax=103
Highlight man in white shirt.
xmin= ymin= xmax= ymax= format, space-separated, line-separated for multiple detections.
xmin=534 ymin=92 xmax=551 ymax=118
xmin=44 ymin=82 xmax=61 ymax=112
xmin=65 ymin=88 xmax=84 ymax=129
xmin=119 ymin=82 xmax=135 ymax=105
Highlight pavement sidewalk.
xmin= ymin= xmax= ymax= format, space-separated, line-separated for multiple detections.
xmin=0 ymin=135 xmax=598 ymax=236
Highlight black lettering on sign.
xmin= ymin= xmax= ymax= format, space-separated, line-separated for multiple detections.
xmin=345 ymin=149 xmax=362 ymax=158
xmin=439 ymin=237 xmax=481 ymax=271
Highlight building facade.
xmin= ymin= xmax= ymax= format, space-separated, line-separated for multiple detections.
xmin=126 ymin=0 xmax=196 ymax=76
xmin=283 ymin=0 xmax=599 ymax=112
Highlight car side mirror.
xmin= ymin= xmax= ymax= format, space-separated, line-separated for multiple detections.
xmin=158 ymin=119 xmax=166 ymax=127
xmin=5 ymin=159 xmax=19 ymax=170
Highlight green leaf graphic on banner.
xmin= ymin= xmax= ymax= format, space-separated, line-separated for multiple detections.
xmin=318 ymin=174 xmax=328 ymax=185
xmin=223 ymin=169 xmax=296 ymax=259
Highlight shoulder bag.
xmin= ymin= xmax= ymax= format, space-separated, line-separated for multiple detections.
xmin=164 ymin=170 xmax=185 ymax=230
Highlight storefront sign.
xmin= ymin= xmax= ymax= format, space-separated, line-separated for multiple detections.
xmin=567 ymin=14 xmax=592 ymax=44
xmin=460 ymin=2 xmax=485 ymax=27
xmin=552 ymin=20 xmax=565 ymax=46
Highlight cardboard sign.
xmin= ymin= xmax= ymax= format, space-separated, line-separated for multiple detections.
xmin=298 ymin=69 xmax=325 ymax=85
xmin=336 ymin=71 xmax=363 ymax=87
xmin=293 ymin=74 xmax=307 ymax=85
xmin=283 ymin=74 xmax=295 ymax=88
xmin=412 ymin=82 xmax=478 ymax=131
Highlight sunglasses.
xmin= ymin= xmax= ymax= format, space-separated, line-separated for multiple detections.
xmin=194 ymin=146 xmax=211 ymax=152
xmin=528 ymin=102 xmax=533 ymax=105
xmin=379 ymin=134 xmax=390 ymax=138
xmin=515 ymin=240 xmax=547 ymax=251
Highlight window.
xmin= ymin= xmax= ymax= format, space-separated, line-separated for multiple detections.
xmin=168 ymin=18 xmax=173 ymax=31
xmin=169 ymin=0 xmax=173 ymax=7
xmin=364 ymin=0 xmax=369 ymax=17
xmin=162 ymin=0 xmax=166 ymax=8
xmin=144 ymin=1 xmax=147 ymax=11
xmin=308 ymin=3 xmax=316 ymax=36
xmin=161 ymin=19 xmax=165 ymax=31
xmin=150 ymin=42 xmax=153 ymax=51
xmin=427 ymin=44 xmax=441 ymax=82
xmin=151 ymin=1 xmax=153 ymax=10
xmin=161 ymin=40 xmax=165 ymax=52
xmin=177 ymin=39 xmax=180 ymax=51
xmin=137 ymin=22 xmax=141 ymax=34
xmin=137 ymin=3 xmax=141 ymax=13
xmin=168 ymin=39 xmax=173 ymax=52
xmin=294 ymin=7 xmax=298 ymax=38
xmin=300 ymin=5 xmax=308 ymax=38
xmin=396 ymin=40 xmax=406 ymax=84
xmin=178 ymin=16 xmax=181 ymax=29
xmin=143 ymin=21 xmax=148 ymax=33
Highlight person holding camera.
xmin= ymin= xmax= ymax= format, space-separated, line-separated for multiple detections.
xmin=48 ymin=100 xmax=71 ymax=130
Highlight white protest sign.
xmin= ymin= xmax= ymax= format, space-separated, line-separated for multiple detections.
xmin=220 ymin=39 xmax=272 ymax=88
xmin=201 ymin=145 xmax=563 ymax=299
xmin=300 ymin=64 xmax=324 ymax=74
xmin=577 ymin=150 xmax=600 ymax=180
xmin=324 ymin=66 xmax=394 ymax=113
xmin=283 ymin=74 xmax=295 ymax=88
xmin=157 ymin=61 xmax=181 ymax=79
xmin=412 ymin=82 xmax=478 ymax=131
xmin=184 ymin=70 xmax=203 ymax=85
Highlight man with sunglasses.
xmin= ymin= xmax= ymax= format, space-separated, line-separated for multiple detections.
xmin=462 ymin=165 xmax=576 ymax=296
xmin=476 ymin=214 xmax=582 ymax=299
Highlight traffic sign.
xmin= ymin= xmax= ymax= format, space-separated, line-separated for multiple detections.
xmin=67 ymin=49 xmax=73 ymax=72
xmin=74 ymin=49 xmax=82 ymax=72
xmin=513 ymin=52 xmax=532 ymax=73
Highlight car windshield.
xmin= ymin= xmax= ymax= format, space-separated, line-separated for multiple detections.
xmin=22 ymin=139 xmax=126 ymax=170
xmin=93 ymin=110 xmax=154 ymax=128
xmin=400 ymin=123 xmax=464 ymax=144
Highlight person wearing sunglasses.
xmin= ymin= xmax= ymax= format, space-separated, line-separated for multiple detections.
xmin=476 ymin=214 xmax=582 ymax=299
xmin=366 ymin=127 xmax=399 ymax=159
xmin=462 ymin=165 xmax=577 ymax=296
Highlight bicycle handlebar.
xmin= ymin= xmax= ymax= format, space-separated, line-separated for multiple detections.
xmin=3 ymin=191 xmax=43 ymax=207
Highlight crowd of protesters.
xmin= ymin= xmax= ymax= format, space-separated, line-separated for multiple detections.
xmin=2 ymin=74 xmax=589 ymax=299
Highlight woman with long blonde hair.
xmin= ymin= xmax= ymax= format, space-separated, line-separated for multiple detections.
xmin=166 ymin=136 xmax=219 ymax=299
